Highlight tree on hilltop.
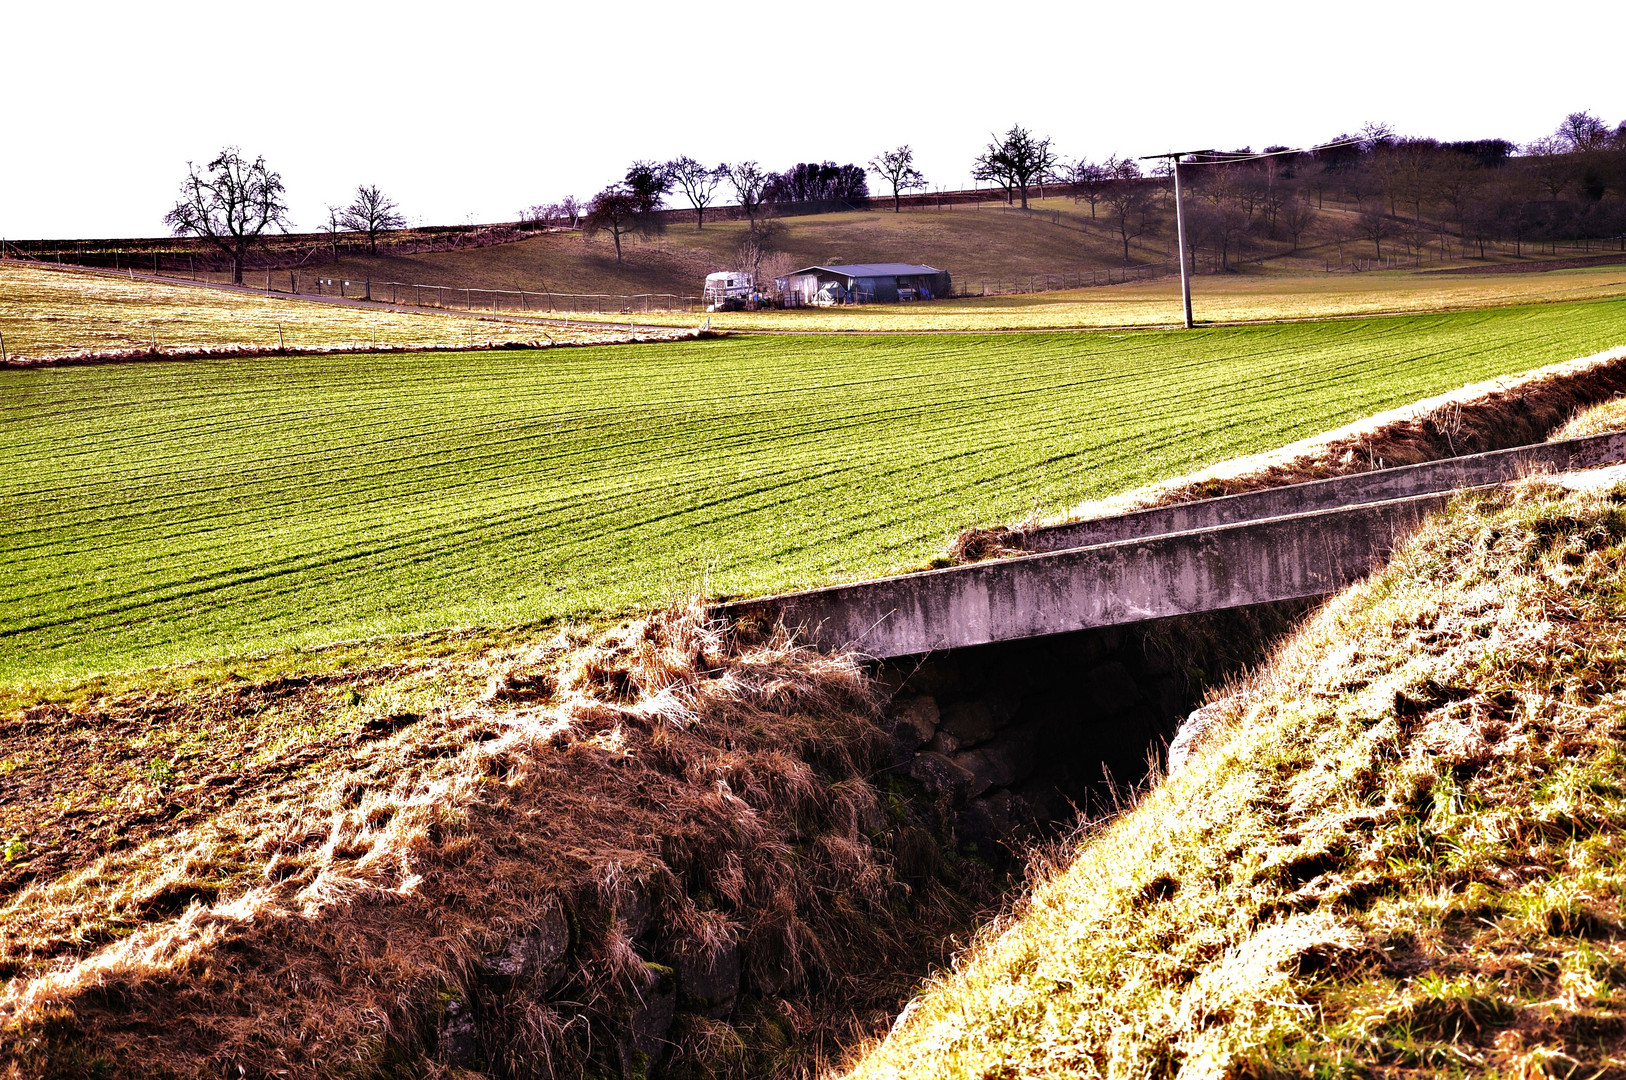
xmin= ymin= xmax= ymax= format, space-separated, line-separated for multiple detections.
xmin=973 ymin=125 xmax=1057 ymax=209
xmin=762 ymin=163 xmax=868 ymax=206
xmin=868 ymin=145 xmax=926 ymax=212
xmin=339 ymin=185 xmax=406 ymax=255
xmin=724 ymin=161 xmax=770 ymax=228
xmin=164 ymin=147 xmax=290 ymax=285
xmin=1556 ymin=111 xmax=1612 ymax=153
xmin=667 ymin=157 xmax=724 ymax=228
xmin=624 ymin=161 xmax=671 ymax=213
xmin=1067 ymin=158 xmax=1112 ymax=218
xmin=584 ymin=185 xmax=645 ymax=263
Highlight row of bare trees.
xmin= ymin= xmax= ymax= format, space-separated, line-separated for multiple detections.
xmin=165 ymin=148 xmax=406 ymax=284
xmin=165 ymin=110 xmax=1625 ymax=282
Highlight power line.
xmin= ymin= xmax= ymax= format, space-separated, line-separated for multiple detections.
xmin=1137 ymin=137 xmax=1365 ymax=166
xmin=1133 ymin=136 xmax=1367 ymax=328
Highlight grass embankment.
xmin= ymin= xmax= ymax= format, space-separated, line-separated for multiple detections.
xmin=574 ymin=263 xmax=1626 ymax=332
xmin=0 ymin=264 xmax=612 ymax=359
xmin=853 ymin=472 xmax=1626 ymax=1077
xmin=6 ymin=299 xmax=1626 ymax=685
xmin=0 ymin=602 xmax=993 ymax=1079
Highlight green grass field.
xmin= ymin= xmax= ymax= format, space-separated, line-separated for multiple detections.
xmin=3 ymin=297 xmax=1623 ymax=685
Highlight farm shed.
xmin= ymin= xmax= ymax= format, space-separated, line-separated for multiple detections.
xmin=776 ymin=263 xmax=950 ymax=306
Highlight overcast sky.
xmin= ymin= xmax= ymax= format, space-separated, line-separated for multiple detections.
xmin=4 ymin=0 xmax=1621 ymax=240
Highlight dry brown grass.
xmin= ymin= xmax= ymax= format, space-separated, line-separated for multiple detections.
xmin=855 ymin=472 xmax=1626 ymax=1079
xmin=0 ymin=602 xmax=986 ymax=1079
xmin=0 ymin=263 xmax=632 ymax=360
xmin=950 ymin=345 xmax=1626 ymax=561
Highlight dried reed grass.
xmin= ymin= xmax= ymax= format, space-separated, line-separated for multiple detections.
xmin=0 ymin=601 xmax=979 ymax=1079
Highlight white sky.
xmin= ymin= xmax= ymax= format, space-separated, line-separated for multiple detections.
xmin=4 ymin=0 xmax=1622 ymax=240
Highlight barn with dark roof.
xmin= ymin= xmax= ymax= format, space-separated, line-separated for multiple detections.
xmin=775 ymin=263 xmax=951 ymax=306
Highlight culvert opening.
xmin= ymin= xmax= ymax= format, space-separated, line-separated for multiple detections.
xmin=875 ymin=597 xmax=1319 ymax=862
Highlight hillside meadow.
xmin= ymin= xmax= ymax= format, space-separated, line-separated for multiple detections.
xmin=3 ymin=297 xmax=1624 ymax=686
xmin=287 ymin=198 xmax=1619 ymax=305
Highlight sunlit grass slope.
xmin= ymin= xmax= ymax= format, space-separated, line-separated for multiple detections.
xmin=3 ymin=298 xmax=1623 ymax=685
xmin=852 ymin=474 xmax=1626 ymax=1079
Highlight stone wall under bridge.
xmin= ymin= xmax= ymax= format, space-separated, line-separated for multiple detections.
xmin=873 ymin=597 xmax=1317 ymax=859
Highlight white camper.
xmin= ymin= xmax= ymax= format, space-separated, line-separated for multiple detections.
xmin=703 ymin=271 xmax=755 ymax=310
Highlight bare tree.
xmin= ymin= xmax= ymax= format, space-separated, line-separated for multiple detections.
xmin=1068 ymin=159 xmax=1111 ymax=218
xmin=667 ymin=156 xmax=724 ymax=228
xmin=1358 ymin=206 xmax=1393 ymax=257
xmin=339 ymin=185 xmax=405 ymax=255
xmin=1279 ymin=195 xmax=1318 ymax=251
xmin=1102 ymin=159 xmax=1155 ymax=262
xmin=559 ymin=196 xmax=583 ymax=228
xmin=868 ymin=145 xmax=926 ymax=212
xmin=164 ymin=147 xmax=290 ymax=285
xmin=972 ymin=149 xmax=1017 ymax=205
xmin=584 ymin=185 xmax=645 ymax=263
xmin=321 ymin=205 xmax=344 ymax=262
xmin=725 ymin=161 xmax=770 ymax=227
xmin=973 ymin=125 xmax=1057 ymax=209
xmin=1557 ymin=110 xmax=1612 ymax=153
xmin=1524 ymin=135 xmax=1573 ymax=199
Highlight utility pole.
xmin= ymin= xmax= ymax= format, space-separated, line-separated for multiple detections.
xmin=1140 ymin=149 xmax=1198 ymax=328
xmin=1171 ymin=155 xmax=1193 ymax=329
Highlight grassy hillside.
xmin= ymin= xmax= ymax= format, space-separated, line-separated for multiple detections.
xmin=0 ymin=264 xmax=608 ymax=359
xmin=851 ymin=472 xmax=1626 ymax=1079
xmin=295 ymin=198 xmax=1621 ymax=305
xmin=4 ymin=298 xmax=1624 ymax=686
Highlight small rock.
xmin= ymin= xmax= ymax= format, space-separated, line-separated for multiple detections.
xmin=438 ymin=995 xmax=479 ymax=1067
xmin=620 ymin=961 xmax=677 ymax=1076
xmin=482 ymin=900 xmax=570 ymax=992
xmin=678 ymin=942 xmax=740 ymax=1020
xmin=616 ymin=883 xmax=655 ymax=942
xmin=888 ymin=695 xmax=940 ymax=749
xmin=953 ymin=724 xmax=1041 ymax=799
xmin=1167 ymin=697 xmax=1238 ymax=777
xmin=941 ymin=700 xmax=996 ymax=745
xmin=908 ymin=751 xmax=973 ymax=804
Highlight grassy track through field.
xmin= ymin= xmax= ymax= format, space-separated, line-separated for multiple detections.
xmin=2 ymin=297 xmax=1623 ymax=684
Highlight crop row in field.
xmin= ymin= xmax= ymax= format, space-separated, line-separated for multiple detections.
xmin=3 ymin=297 xmax=1623 ymax=684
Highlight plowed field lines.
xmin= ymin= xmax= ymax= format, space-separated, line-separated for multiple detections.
xmin=3 ymin=298 xmax=1622 ymax=683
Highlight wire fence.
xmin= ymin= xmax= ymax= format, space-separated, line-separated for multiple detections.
xmin=948 ymin=263 xmax=1176 ymax=296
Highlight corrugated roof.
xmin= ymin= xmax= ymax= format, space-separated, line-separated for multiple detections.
xmin=787 ymin=263 xmax=942 ymax=278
